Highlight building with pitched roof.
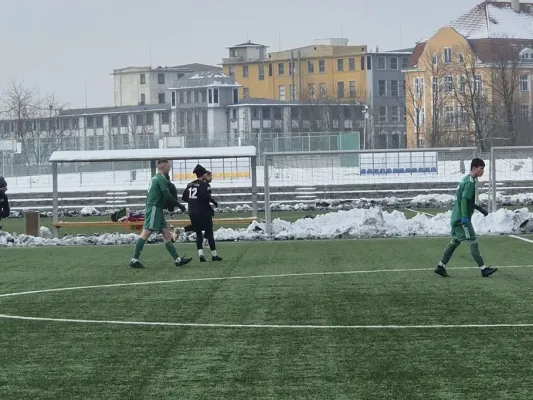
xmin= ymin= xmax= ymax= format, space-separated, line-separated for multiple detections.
xmin=404 ymin=0 xmax=533 ymax=148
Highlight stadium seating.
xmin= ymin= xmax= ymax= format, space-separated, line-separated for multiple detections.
xmin=360 ymin=166 xmax=437 ymax=175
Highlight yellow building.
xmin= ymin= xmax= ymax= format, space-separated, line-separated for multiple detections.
xmin=405 ymin=0 xmax=533 ymax=149
xmin=222 ymin=39 xmax=368 ymax=102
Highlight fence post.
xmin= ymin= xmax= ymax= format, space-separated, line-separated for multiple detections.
xmin=264 ymin=154 xmax=271 ymax=235
xmin=490 ymin=147 xmax=497 ymax=213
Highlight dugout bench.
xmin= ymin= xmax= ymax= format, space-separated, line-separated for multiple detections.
xmin=52 ymin=217 xmax=257 ymax=233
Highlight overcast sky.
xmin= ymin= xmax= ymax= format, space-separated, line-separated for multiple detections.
xmin=0 ymin=0 xmax=476 ymax=109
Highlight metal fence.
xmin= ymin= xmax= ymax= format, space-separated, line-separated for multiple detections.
xmin=489 ymin=146 xmax=533 ymax=212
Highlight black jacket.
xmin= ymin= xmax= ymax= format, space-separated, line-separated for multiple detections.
xmin=0 ymin=193 xmax=9 ymax=219
xmin=182 ymin=179 xmax=212 ymax=215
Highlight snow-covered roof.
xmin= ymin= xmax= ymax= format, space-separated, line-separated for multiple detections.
xmin=49 ymin=147 xmax=257 ymax=163
xmin=422 ymin=1 xmax=533 ymax=40
xmin=168 ymin=71 xmax=241 ymax=90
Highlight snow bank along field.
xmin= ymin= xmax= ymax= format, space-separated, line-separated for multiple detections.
xmin=3 ymin=156 xmax=533 ymax=398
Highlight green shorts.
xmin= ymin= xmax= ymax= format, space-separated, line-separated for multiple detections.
xmin=451 ymin=220 xmax=476 ymax=242
xmin=144 ymin=205 xmax=167 ymax=231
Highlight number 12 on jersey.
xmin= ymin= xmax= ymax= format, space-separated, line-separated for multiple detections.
xmin=188 ymin=187 xmax=197 ymax=199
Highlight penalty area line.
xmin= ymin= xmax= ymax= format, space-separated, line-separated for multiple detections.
xmin=509 ymin=235 xmax=533 ymax=244
xmin=1 ymin=313 xmax=533 ymax=330
xmin=1 ymin=265 xmax=533 ymax=299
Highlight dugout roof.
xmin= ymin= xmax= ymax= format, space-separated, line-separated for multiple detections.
xmin=49 ymin=146 xmax=257 ymax=163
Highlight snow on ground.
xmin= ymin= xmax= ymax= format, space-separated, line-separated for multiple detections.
xmin=5 ymin=157 xmax=533 ymax=193
xmin=1 ymin=207 xmax=532 ymax=248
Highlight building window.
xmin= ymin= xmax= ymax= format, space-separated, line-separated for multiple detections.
xmin=96 ymin=116 xmax=103 ymax=128
xmin=278 ymin=63 xmax=285 ymax=75
xmin=402 ymin=57 xmax=409 ymax=69
xmin=194 ymin=90 xmax=200 ymax=103
xmin=443 ymin=48 xmax=452 ymax=64
xmin=232 ymin=109 xmax=237 ymax=120
xmin=378 ymin=80 xmax=386 ymax=96
xmin=444 ymin=76 xmax=453 ymax=93
xmin=120 ymin=114 xmax=128 ymax=127
xmin=288 ymin=61 xmax=293 ymax=75
xmin=279 ymin=85 xmax=286 ymax=100
xmin=337 ymin=81 xmax=344 ymax=98
xmin=268 ymin=63 xmax=273 ymax=76
xmin=136 ymin=114 xmax=144 ymax=126
xmin=86 ymin=116 xmax=94 ymax=128
xmin=258 ymin=64 xmax=265 ymax=81
xmin=111 ymin=115 xmax=119 ymax=127
xmin=432 ymin=54 xmax=438 ymax=65
xmin=158 ymin=73 xmax=165 ymax=84
xmin=337 ymin=59 xmax=344 ymax=71
xmin=178 ymin=91 xmax=184 ymax=103
xmin=243 ymin=65 xmax=249 ymax=78
xmin=208 ymin=89 xmax=212 ymax=104
xmin=213 ymin=88 xmax=219 ymax=103
xmin=378 ymin=57 xmax=386 ymax=70
xmin=349 ymin=58 xmax=355 ymax=71
xmin=390 ymin=106 xmax=399 ymax=122
xmin=228 ymin=67 xmax=235 ymax=77
xmin=319 ymin=83 xmax=326 ymax=96
xmin=319 ymin=59 xmax=325 ymax=73
xmin=243 ymin=88 xmax=250 ymax=98
xmin=414 ymin=77 xmax=424 ymax=96
xmin=263 ymin=107 xmax=271 ymax=119
xmin=308 ymin=60 xmax=314 ymax=73
xmin=458 ymin=76 xmax=465 ymax=93
xmin=379 ymin=106 xmax=387 ymax=122
xmin=289 ymin=85 xmax=295 ymax=100
xmin=432 ymin=77 xmax=439 ymax=93
xmin=458 ymin=53 xmax=464 ymax=63
xmin=349 ymin=81 xmax=356 ymax=97
xmin=171 ymin=91 xmax=176 ymax=107
xmin=159 ymin=93 xmax=166 ymax=104
xmin=140 ymin=74 xmax=146 ymax=85
xmin=273 ymin=107 xmax=282 ymax=120
xmin=366 ymin=56 xmax=371 ymax=70
xmin=418 ymin=107 xmax=425 ymax=126
xmin=140 ymin=93 xmax=145 ymax=105
xmin=308 ymin=83 xmax=315 ymax=97
xmin=252 ymin=107 xmax=259 ymax=119
xmin=521 ymin=104 xmax=530 ymax=117
xmin=146 ymin=113 xmax=153 ymax=125
xmin=233 ymin=88 xmax=239 ymax=103
xmin=390 ymin=57 xmax=398 ymax=70
xmin=445 ymin=106 xmax=454 ymax=124
xmin=161 ymin=111 xmax=170 ymax=124
xmin=520 ymin=75 xmax=529 ymax=91
xmin=391 ymin=80 xmax=399 ymax=97
xmin=186 ymin=91 xmax=191 ymax=103
xmin=474 ymin=75 xmax=483 ymax=92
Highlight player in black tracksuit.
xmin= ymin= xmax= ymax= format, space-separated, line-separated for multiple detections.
xmin=181 ymin=165 xmax=222 ymax=262
xmin=0 ymin=176 xmax=10 ymax=230
xmin=182 ymin=170 xmax=217 ymax=233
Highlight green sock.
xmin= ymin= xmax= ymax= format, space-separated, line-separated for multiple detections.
xmin=440 ymin=240 xmax=460 ymax=265
xmin=133 ymin=238 xmax=146 ymax=259
xmin=165 ymin=241 xmax=179 ymax=260
xmin=469 ymin=241 xmax=485 ymax=267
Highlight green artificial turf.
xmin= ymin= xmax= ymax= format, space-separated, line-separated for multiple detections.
xmin=1 ymin=237 xmax=533 ymax=399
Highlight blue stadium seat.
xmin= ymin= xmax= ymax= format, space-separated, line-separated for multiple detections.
xmin=386 ymin=168 xmax=392 ymax=174
xmin=379 ymin=169 xmax=386 ymax=174
xmin=424 ymin=167 xmax=431 ymax=173
xmin=418 ymin=167 xmax=425 ymax=173
xmin=407 ymin=168 xmax=414 ymax=173
xmin=431 ymin=167 xmax=437 ymax=173
xmin=373 ymin=169 xmax=380 ymax=174
xmin=399 ymin=168 xmax=406 ymax=173
xmin=360 ymin=169 xmax=367 ymax=175
xmin=393 ymin=168 xmax=399 ymax=173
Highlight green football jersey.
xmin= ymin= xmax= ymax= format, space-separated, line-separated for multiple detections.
xmin=450 ymin=174 xmax=476 ymax=224
xmin=146 ymin=173 xmax=170 ymax=207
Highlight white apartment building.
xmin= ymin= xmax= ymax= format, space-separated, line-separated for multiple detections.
xmin=112 ymin=63 xmax=221 ymax=107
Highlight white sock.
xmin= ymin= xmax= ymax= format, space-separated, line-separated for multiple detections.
xmin=212 ymin=250 xmax=218 ymax=257
xmin=438 ymin=262 xmax=445 ymax=267
xmin=131 ymin=258 xmax=138 ymax=263
xmin=175 ymin=257 xmax=181 ymax=262
xmin=480 ymin=265 xmax=486 ymax=270
xmin=198 ymin=249 xmax=204 ymax=257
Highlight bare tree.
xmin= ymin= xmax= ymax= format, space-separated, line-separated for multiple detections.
xmin=398 ymin=78 xmax=423 ymax=147
xmin=451 ymin=46 xmax=493 ymax=151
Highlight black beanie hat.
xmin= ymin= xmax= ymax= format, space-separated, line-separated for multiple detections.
xmin=0 ymin=176 xmax=6 ymax=189
xmin=193 ymin=164 xmax=207 ymax=177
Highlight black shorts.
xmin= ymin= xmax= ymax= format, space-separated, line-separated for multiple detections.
xmin=189 ymin=213 xmax=212 ymax=231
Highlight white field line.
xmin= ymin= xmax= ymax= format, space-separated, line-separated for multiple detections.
xmin=405 ymin=208 xmax=435 ymax=217
xmin=2 ymin=264 xmax=533 ymax=299
xmin=509 ymin=235 xmax=533 ymax=244
xmin=1 ymin=265 xmax=533 ymax=330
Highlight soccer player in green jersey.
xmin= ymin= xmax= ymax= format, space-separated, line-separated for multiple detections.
xmin=129 ymin=160 xmax=192 ymax=269
xmin=435 ymin=158 xmax=497 ymax=278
